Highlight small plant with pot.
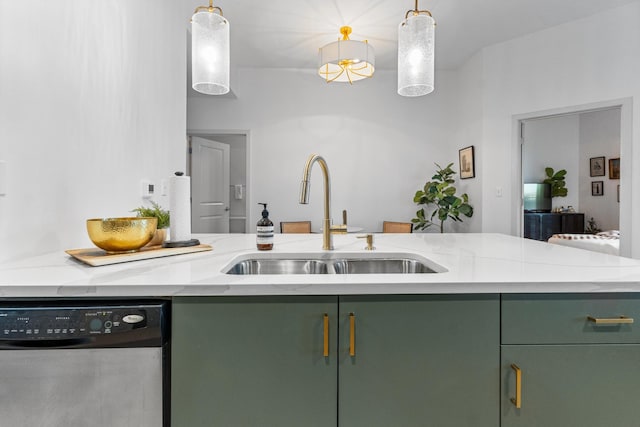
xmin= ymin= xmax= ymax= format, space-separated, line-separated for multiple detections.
xmin=412 ymin=163 xmax=474 ymax=233
xmin=131 ymin=201 xmax=170 ymax=246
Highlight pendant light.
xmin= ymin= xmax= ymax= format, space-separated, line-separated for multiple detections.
xmin=318 ymin=26 xmax=375 ymax=84
xmin=191 ymin=0 xmax=230 ymax=95
xmin=398 ymin=0 xmax=435 ymax=97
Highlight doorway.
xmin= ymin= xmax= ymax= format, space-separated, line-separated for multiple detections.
xmin=514 ymin=98 xmax=632 ymax=257
xmin=187 ymin=132 xmax=250 ymax=233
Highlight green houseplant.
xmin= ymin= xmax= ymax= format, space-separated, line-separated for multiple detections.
xmin=131 ymin=201 xmax=170 ymax=246
xmin=412 ymin=163 xmax=474 ymax=233
xmin=131 ymin=201 xmax=170 ymax=229
xmin=543 ymin=167 xmax=568 ymax=198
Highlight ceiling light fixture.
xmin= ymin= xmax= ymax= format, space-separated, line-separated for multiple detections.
xmin=318 ymin=26 xmax=375 ymax=84
xmin=191 ymin=0 xmax=230 ymax=95
xmin=398 ymin=0 xmax=435 ymax=97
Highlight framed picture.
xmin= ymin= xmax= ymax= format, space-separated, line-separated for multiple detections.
xmin=459 ymin=146 xmax=475 ymax=179
xmin=609 ymin=158 xmax=620 ymax=179
xmin=589 ymin=156 xmax=605 ymax=177
xmin=592 ymin=181 xmax=604 ymax=196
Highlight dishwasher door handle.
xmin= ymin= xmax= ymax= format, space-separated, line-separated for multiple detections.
xmin=0 ymin=338 xmax=91 ymax=349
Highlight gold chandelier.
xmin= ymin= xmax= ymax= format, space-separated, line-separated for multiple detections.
xmin=318 ymin=26 xmax=375 ymax=84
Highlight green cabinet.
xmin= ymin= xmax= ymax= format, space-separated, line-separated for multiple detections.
xmin=501 ymin=345 xmax=640 ymax=427
xmin=171 ymin=296 xmax=338 ymax=427
xmin=172 ymin=294 xmax=499 ymax=427
xmin=172 ymin=292 xmax=640 ymax=426
xmin=501 ymin=294 xmax=640 ymax=427
xmin=339 ymin=295 xmax=499 ymax=427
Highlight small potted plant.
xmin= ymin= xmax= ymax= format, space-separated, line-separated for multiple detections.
xmin=131 ymin=201 xmax=170 ymax=247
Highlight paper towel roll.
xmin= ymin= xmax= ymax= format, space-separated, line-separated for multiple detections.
xmin=169 ymin=172 xmax=192 ymax=242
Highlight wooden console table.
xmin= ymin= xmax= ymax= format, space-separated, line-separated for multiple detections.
xmin=524 ymin=212 xmax=585 ymax=241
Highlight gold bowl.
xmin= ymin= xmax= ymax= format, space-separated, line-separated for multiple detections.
xmin=86 ymin=217 xmax=158 ymax=253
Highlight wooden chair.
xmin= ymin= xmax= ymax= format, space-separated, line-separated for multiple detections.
xmin=382 ymin=221 xmax=413 ymax=233
xmin=280 ymin=221 xmax=312 ymax=234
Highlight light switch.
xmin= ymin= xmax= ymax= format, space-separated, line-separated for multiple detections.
xmin=160 ymin=179 xmax=168 ymax=196
xmin=234 ymin=184 xmax=243 ymax=200
xmin=0 ymin=161 xmax=6 ymax=196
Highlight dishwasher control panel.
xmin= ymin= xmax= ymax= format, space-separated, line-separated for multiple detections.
xmin=0 ymin=303 xmax=164 ymax=344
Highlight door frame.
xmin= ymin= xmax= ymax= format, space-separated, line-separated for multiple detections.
xmin=187 ymin=129 xmax=251 ymax=233
xmin=511 ymin=97 xmax=633 ymax=257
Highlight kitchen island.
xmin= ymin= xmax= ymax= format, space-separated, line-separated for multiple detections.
xmin=4 ymin=233 xmax=640 ymax=426
xmin=1 ymin=232 xmax=640 ymax=296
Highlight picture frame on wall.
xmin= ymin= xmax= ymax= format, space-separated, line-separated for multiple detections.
xmin=459 ymin=146 xmax=475 ymax=179
xmin=589 ymin=156 xmax=605 ymax=177
xmin=592 ymin=181 xmax=604 ymax=196
xmin=609 ymin=158 xmax=620 ymax=179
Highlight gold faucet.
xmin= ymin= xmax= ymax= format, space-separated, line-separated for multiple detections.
xmin=299 ymin=154 xmax=345 ymax=250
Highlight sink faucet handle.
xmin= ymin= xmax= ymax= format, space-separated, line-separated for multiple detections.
xmin=329 ymin=210 xmax=348 ymax=234
xmin=330 ymin=224 xmax=348 ymax=234
xmin=357 ymin=234 xmax=375 ymax=251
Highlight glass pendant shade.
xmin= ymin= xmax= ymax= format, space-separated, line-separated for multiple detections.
xmin=192 ymin=10 xmax=230 ymax=95
xmin=318 ymin=27 xmax=375 ymax=84
xmin=398 ymin=14 xmax=435 ymax=97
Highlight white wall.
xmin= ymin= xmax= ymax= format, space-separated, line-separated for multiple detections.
xmin=477 ymin=2 xmax=640 ymax=256
xmin=188 ymin=68 xmax=481 ymax=234
xmin=579 ymin=108 xmax=621 ymax=231
xmin=523 ymin=116 xmax=580 ymax=210
xmin=2 ymin=1 xmax=638 ymax=261
xmin=0 ymin=1 xmax=186 ymax=263
xmin=449 ymin=52 xmax=484 ymax=233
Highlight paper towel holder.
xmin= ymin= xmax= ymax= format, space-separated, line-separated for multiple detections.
xmin=162 ymin=171 xmax=200 ymax=248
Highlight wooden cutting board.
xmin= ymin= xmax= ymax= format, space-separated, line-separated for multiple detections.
xmin=66 ymin=244 xmax=213 ymax=267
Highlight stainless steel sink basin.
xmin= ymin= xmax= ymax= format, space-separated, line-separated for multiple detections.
xmin=224 ymin=254 xmax=445 ymax=275
xmin=331 ymin=258 xmax=436 ymax=274
xmin=226 ymin=259 xmax=329 ymax=275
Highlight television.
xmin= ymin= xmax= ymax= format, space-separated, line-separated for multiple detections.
xmin=523 ymin=183 xmax=552 ymax=212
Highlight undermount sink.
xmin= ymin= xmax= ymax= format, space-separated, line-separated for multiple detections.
xmin=330 ymin=258 xmax=434 ymax=274
xmin=224 ymin=253 xmax=446 ymax=275
xmin=225 ymin=259 xmax=330 ymax=275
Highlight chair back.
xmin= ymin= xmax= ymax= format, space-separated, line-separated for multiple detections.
xmin=382 ymin=221 xmax=413 ymax=233
xmin=280 ymin=221 xmax=312 ymax=234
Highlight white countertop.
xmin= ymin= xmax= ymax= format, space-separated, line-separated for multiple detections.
xmin=2 ymin=233 xmax=640 ymax=298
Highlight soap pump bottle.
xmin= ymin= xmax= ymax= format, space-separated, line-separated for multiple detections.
xmin=256 ymin=203 xmax=274 ymax=250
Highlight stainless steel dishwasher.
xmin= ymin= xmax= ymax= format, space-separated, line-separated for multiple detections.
xmin=0 ymin=300 xmax=169 ymax=427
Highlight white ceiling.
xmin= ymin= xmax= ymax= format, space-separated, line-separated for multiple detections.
xmin=183 ymin=0 xmax=639 ymax=71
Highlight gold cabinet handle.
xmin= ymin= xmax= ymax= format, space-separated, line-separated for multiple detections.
xmin=510 ymin=364 xmax=522 ymax=409
xmin=587 ymin=315 xmax=634 ymax=324
xmin=349 ymin=312 xmax=355 ymax=357
xmin=323 ymin=313 xmax=329 ymax=357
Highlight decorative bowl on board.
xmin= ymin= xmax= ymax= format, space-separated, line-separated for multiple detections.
xmin=86 ymin=217 xmax=157 ymax=253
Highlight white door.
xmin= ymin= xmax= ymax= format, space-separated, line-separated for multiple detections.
xmin=190 ymin=137 xmax=230 ymax=233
